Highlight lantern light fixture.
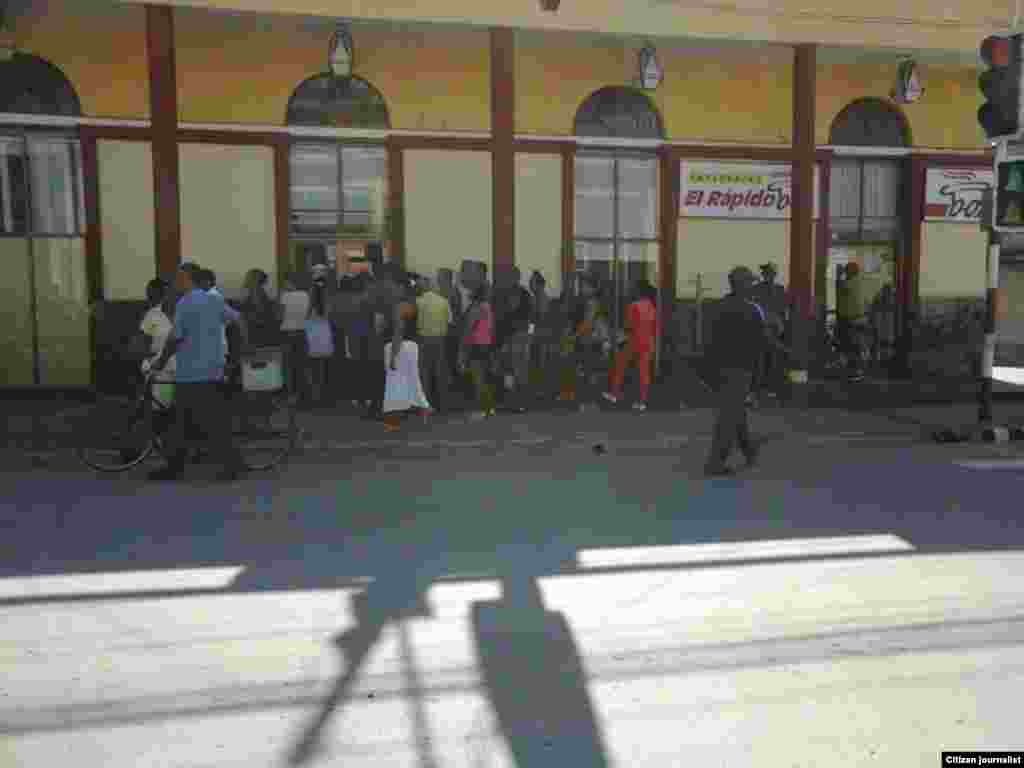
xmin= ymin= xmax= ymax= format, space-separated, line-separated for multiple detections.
xmin=638 ymin=43 xmax=663 ymax=90
xmin=329 ymin=23 xmax=353 ymax=77
xmin=891 ymin=57 xmax=923 ymax=104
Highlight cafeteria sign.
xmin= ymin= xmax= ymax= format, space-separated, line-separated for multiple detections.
xmin=924 ymin=167 xmax=994 ymax=222
xmin=680 ymin=161 xmax=820 ymax=219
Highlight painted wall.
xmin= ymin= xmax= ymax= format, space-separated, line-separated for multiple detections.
xmin=818 ymin=63 xmax=984 ymax=150
xmin=676 ymin=219 xmax=791 ymax=299
xmin=99 ymin=141 xmax=155 ymax=300
xmin=178 ymin=144 xmax=277 ymax=300
xmin=514 ymin=153 xmax=563 ymax=293
xmin=141 ymin=0 xmax=1003 ymax=55
xmin=174 ymin=9 xmax=490 ymax=130
xmin=516 ymin=34 xmax=792 ymax=144
xmin=0 ymin=239 xmax=33 ymax=386
xmin=404 ymin=149 xmax=492 ymax=279
xmin=11 ymin=1 xmax=149 ymax=119
xmin=919 ymin=222 xmax=987 ymax=299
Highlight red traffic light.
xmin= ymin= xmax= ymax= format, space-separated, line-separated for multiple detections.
xmin=982 ymin=35 xmax=1012 ymax=67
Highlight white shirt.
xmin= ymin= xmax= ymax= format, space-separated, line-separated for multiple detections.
xmin=208 ymin=288 xmax=228 ymax=347
xmin=280 ymin=290 xmax=311 ymax=331
xmin=140 ymin=306 xmax=176 ymax=381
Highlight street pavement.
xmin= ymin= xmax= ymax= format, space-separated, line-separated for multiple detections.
xmin=2 ymin=405 xmax=1024 ymax=767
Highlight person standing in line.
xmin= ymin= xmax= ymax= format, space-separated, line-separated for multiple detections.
xmin=279 ymin=273 xmax=311 ymax=403
xmin=415 ymin=275 xmax=451 ymax=414
xmin=437 ymin=268 xmax=463 ymax=386
xmin=459 ymin=283 xmax=497 ymax=420
xmin=751 ymin=262 xmax=790 ymax=401
xmin=148 ymin=262 xmax=246 ymax=483
xmin=139 ymin=278 xmax=177 ymax=410
xmin=240 ymin=268 xmax=280 ymax=350
xmin=382 ymin=316 xmax=432 ymax=433
xmin=603 ymin=280 xmax=659 ymax=412
xmin=305 ymin=271 xmax=333 ymax=406
xmin=495 ymin=267 xmax=533 ymax=413
xmin=703 ymin=266 xmax=770 ymax=478
xmin=573 ymin=273 xmax=609 ymax=411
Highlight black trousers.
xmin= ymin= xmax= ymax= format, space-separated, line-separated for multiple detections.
xmin=419 ymin=336 xmax=448 ymax=412
xmin=707 ymin=368 xmax=756 ymax=470
xmin=164 ymin=381 xmax=244 ymax=474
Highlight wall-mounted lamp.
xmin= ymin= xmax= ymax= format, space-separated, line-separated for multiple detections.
xmin=540 ymin=0 xmax=560 ymax=11
xmin=638 ymin=43 xmax=663 ymax=90
xmin=891 ymin=58 xmax=923 ymax=104
xmin=329 ymin=23 xmax=354 ymax=77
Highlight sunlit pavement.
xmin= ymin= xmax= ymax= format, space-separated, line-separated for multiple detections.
xmin=2 ymin=430 xmax=1024 ymax=767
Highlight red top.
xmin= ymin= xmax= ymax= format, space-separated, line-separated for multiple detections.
xmin=628 ymin=298 xmax=658 ymax=352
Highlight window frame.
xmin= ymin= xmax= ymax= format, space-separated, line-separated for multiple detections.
xmin=288 ymin=141 xmax=388 ymax=240
xmin=0 ymin=129 xmax=86 ymax=238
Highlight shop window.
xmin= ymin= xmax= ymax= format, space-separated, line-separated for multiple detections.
xmin=829 ymin=98 xmax=910 ymax=148
xmin=829 ymin=158 xmax=902 ymax=242
xmin=285 ymin=74 xmax=390 ymax=129
xmin=574 ymin=86 xmax=664 ymax=140
xmin=289 ymin=143 xmax=387 ymax=238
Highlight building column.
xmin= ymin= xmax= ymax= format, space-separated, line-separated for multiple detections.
xmin=790 ymin=43 xmax=816 ymax=386
xmin=490 ymin=28 xmax=515 ymax=276
xmin=145 ymin=5 xmax=181 ymax=279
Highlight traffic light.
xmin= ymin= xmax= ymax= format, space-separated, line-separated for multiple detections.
xmin=995 ymin=158 xmax=1024 ymax=229
xmin=978 ymin=34 xmax=1024 ymax=140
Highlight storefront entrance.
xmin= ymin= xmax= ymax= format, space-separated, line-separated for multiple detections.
xmin=573 ymin=151 xmax=660 ymax=336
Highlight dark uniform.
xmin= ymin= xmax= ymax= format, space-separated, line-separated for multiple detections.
xmin=705 ymin=279 xmax=766 ymax=476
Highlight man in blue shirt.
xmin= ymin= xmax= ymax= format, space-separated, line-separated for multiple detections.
xmin=149 ymin=262 xmax=245 ymax=482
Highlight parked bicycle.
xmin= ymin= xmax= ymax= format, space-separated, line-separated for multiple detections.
xmin=76 ymin=347 xmax=297 ymax=473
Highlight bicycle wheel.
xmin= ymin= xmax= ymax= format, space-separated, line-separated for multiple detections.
xmin=75 ymin=396 xmax=155 ymax=472
xmin=234 ymin=391 xmax=297 ymax=471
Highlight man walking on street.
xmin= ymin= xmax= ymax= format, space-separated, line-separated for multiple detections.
xmin=704 ymin=266 xmax=770 ymax=477
xmin=752 ymin=262 xmax=790 ymax=400
xmin=416 ymin=275 xmax=451 ymax=413
xmin=148 ymin=262 xmax=246 ymax=483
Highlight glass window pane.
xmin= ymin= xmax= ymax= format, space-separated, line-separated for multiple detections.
xmin=861 ymin=217 xmax=900 ymax=241
xmin=27 ymin=136 xmax=78 ymax=235
xmin=575 ymin=155 xmax=614 ymax=238
xmin=829 ymin=159 xmax=862 ymax=220
xmin=0 ymin=136 xmax=28 ymax=235
xmin=290 ymin=144 xmax=339 ymax=212
xmin=862 ymin=160 xmax=902 ymax=219
xmin=574 ymin=240 xmax=614 ymax=274
xmin=617 ymin=156 xmax=658 ymax=239
xmin=341 ymin=146 xmax=387 ymax=235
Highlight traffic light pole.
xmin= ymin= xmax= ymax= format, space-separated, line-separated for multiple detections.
xmin=979 ymin=228 xmax=1000 ymax=425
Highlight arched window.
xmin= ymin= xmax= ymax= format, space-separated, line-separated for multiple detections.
xmin=0 ymin=53 xmax=82 ymax=116
xmin=829 ymin=98 xmax=910 ymax=148
xmin=572 ymin=87 xmax=663 ymax=334
xmin=285 ymin=74 xmax=389 ymax=129
xmin=0 ymin=54 xmax=88 ymax=388
xmin=573 ymin=86 xmax=664 ymax=140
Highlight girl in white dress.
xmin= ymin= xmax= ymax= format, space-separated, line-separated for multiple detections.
xmin=382 ymin=332 xmax=432 ymax=432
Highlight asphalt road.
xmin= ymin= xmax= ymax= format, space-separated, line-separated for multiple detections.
xmin=1 ymin=427 xmax=1023 ymax=767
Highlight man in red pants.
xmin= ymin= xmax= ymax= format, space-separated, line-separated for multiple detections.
xmin=603 ymin=281 xmax=659 ymax=412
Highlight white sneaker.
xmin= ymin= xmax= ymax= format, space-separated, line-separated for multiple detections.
xmin=602 ymin=392 xmax=618 ymax=404
xmin=632 ymin=401 xmax=647 ymax=412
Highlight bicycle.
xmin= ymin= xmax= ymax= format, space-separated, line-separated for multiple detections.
xmin=76 ymin=348 xmax=298 ymax=473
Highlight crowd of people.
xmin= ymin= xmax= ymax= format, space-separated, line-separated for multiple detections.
xmin=135 ymin=258 xmax=797 ymax=478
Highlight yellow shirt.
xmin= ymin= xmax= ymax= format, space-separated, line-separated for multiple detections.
xmin=416 ymin=291 xmax=451 ymax=338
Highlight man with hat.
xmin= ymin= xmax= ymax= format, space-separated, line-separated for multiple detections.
xmin=752 ymin=262 xmax=791 ymax=399
xmin=703 ymin=266 xmax=769 ymax=477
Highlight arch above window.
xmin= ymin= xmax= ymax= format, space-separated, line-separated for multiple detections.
xmin=285 ymin=74 xmax=390 ymax=129
xmin=574 ymin=86 xmax=664 ymax=140
xmin=0 ymin=53 xmax=81 ymax=116
xmin=829 ymin=98 xmax=910 ymax=148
